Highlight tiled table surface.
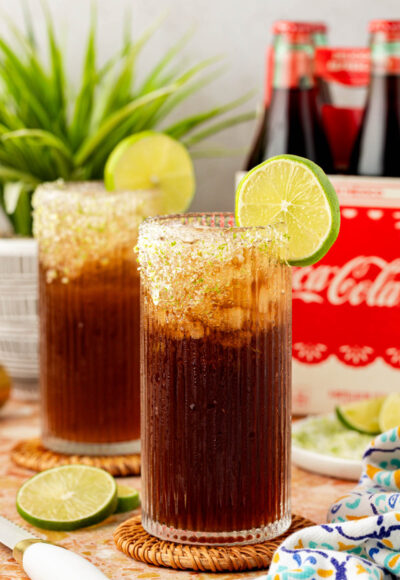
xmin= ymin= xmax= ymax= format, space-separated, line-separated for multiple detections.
xmin=0 ymin=397 xmax=354 ymax=580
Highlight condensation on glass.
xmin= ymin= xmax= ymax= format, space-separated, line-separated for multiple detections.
xmin=138 ymin=213 xmax=292 ymax=545
xmin=33 ymin=181 xmax=161 ymax=455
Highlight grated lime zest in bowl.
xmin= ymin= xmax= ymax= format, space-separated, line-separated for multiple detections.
xmin=293 ymin=415 xmax=373 ymax=461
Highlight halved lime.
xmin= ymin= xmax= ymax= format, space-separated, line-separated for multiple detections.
xmin=336 ymin=397 xmax=386 ymax=435
xmin=115 ymin=484 xmax=140 ymax=513
xmin=235 ymin=155 xmax=340 ymax=266
xmin=104 ymin=131 xmax=195 ymax=214
xmin=379 ymin=394 xmax=400 ymax=432
xmin=16 ymin=465 xmax=118 ymax=531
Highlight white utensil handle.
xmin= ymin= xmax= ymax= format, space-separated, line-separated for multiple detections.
xmin=22 ymin=542 xmax=109 ymax=580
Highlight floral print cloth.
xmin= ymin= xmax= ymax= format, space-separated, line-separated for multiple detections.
xmin=264 ymin=427 xmax=400 ymax=579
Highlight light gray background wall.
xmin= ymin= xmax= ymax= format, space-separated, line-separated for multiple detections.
xmin=1 ymin=0 xmax=399 ymax=212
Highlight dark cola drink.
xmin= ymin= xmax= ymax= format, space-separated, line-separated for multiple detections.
xmin=246 ymin=21 xmax=333 ymax=173
xmin=350 ymin=20 xmax=400 ymax=177
xmin=34 ymin=182 xmax=161 ymax=455
xmin=138 ymin=214 xmax=292 ymax=545
xmin=311 ymin=22 xmax=332 ymax=109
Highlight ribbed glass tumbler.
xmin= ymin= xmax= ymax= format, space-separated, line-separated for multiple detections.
xmin=138 ymin=213 xmax=292 ymax=545
xmin=34 ymin=181 xmax=161 ymax=455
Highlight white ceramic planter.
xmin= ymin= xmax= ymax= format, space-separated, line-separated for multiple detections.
xmin=0 ymin=238 xmax=39 ymax=399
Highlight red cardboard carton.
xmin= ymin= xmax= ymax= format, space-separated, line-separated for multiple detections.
xmin=293 ymin=175 xmax=400 ymax=414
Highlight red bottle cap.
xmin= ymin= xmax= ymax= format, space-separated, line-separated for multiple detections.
xmin=310 ymin=22 xmax=328 ymax=34
xmin=369 ymin=20 xmax=400 ymax=33
xmin=272 ymin=21 xmax=315 ymax=35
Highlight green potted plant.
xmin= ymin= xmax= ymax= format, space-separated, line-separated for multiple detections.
xmin=0 ymin=6 xmax=253 ymax=397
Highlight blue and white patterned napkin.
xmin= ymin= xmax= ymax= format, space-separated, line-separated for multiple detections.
xmin=264 ymin=427 xmax=400 ymax=579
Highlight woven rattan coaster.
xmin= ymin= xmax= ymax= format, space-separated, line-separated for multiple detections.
xmin=11 ymin=438 xmax=141 ymax=476
xmin=114 ymin=514 xmax=315 ymax=572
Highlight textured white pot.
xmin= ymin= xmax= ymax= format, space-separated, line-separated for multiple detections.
xmin=0 ymin=238 xmax=39 ymax=399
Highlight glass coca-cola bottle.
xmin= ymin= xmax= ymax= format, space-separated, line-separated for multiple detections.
xmin=350 ymin=20 xmax=400 ymax=177
xmin=311 ymin=22 xmax=328 ymax=47
xmin=245 ymin=21 xmax=333 ymax=172
xmin=311 ymin=22 xmax=332 ymax=108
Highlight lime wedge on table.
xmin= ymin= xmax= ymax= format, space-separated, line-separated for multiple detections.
xmin=235 ymin=155 xmax=340 ymax=266
xmin=104 ymin=131 xmax=195 ymax=214
xmin=379 ymin=394 xmax=400 ymax=432
xmin=336 ymin=397 xmax=386 ymax=435
xmin=16 ymin=465 xmax=117 ymax=530
xmin=115 ymin=484 xmax=140 ymax=513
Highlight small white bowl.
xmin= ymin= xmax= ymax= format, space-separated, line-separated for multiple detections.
xmin=292 ymin=417 xmax=363 ymax=481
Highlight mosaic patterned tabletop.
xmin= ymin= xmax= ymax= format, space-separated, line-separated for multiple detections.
xmin=0 ymin=396 xmax=353 ymax=580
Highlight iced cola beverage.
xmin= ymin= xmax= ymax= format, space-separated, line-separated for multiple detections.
xmin=138 ymin=213 xmax=291 ymax=545
xmin=34 ymin=182 xmax=160 ymax=455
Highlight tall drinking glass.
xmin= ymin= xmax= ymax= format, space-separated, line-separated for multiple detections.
xmin=33 ymin=182 xmax=161 ymax=455
xmin=138 ymin=213 xmax=291 ymax=545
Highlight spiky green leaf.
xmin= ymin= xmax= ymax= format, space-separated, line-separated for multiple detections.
xmin=75 ymin=84 xmax=179 ymax=166
xmin=164 ymin=91 xmax=254 ymax=139
xmin=0 ymin=5 xmax=254 ymax=235
xmin=68 ymin=10 xmax=97 ymax=149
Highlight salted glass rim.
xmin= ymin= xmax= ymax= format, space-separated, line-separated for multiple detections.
xmin=140 ymin=212 xmax=286 ymax=235
xmin=33 ymin=180 xmax=164 ymax=279
xmin=137 ymin=212 xmax=289 ymax=313
xmin=33 ymin=179 xmax=160 ymax=199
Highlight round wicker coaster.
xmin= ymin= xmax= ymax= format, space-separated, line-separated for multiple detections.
xmin=114 ymin=514 xmax=315 ymax=572
xmin=11 ymin=438 xmax=141 ymax=476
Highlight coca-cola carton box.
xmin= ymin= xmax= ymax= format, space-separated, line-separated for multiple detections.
xmin=293 ymin=175 xmax=400 ymax=414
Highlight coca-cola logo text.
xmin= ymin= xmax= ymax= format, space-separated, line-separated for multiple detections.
xmin=292 ymin=256 xmax=400 ymax=307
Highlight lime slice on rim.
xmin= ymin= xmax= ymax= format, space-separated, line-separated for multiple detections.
xmin=104 ymin=131 xmax=195 ymax=214
xmin=379 ymin=394 xmax=400 ymax=432
xmin=235 ymin=154 xmax=340 ymax=266
xmin=115 ymin=484 xmax=140 ymax=513
xmin=16 ymin=465 xmax=118 ymax=531
xmin=336 ymin=397 xmax=386 ymax=435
